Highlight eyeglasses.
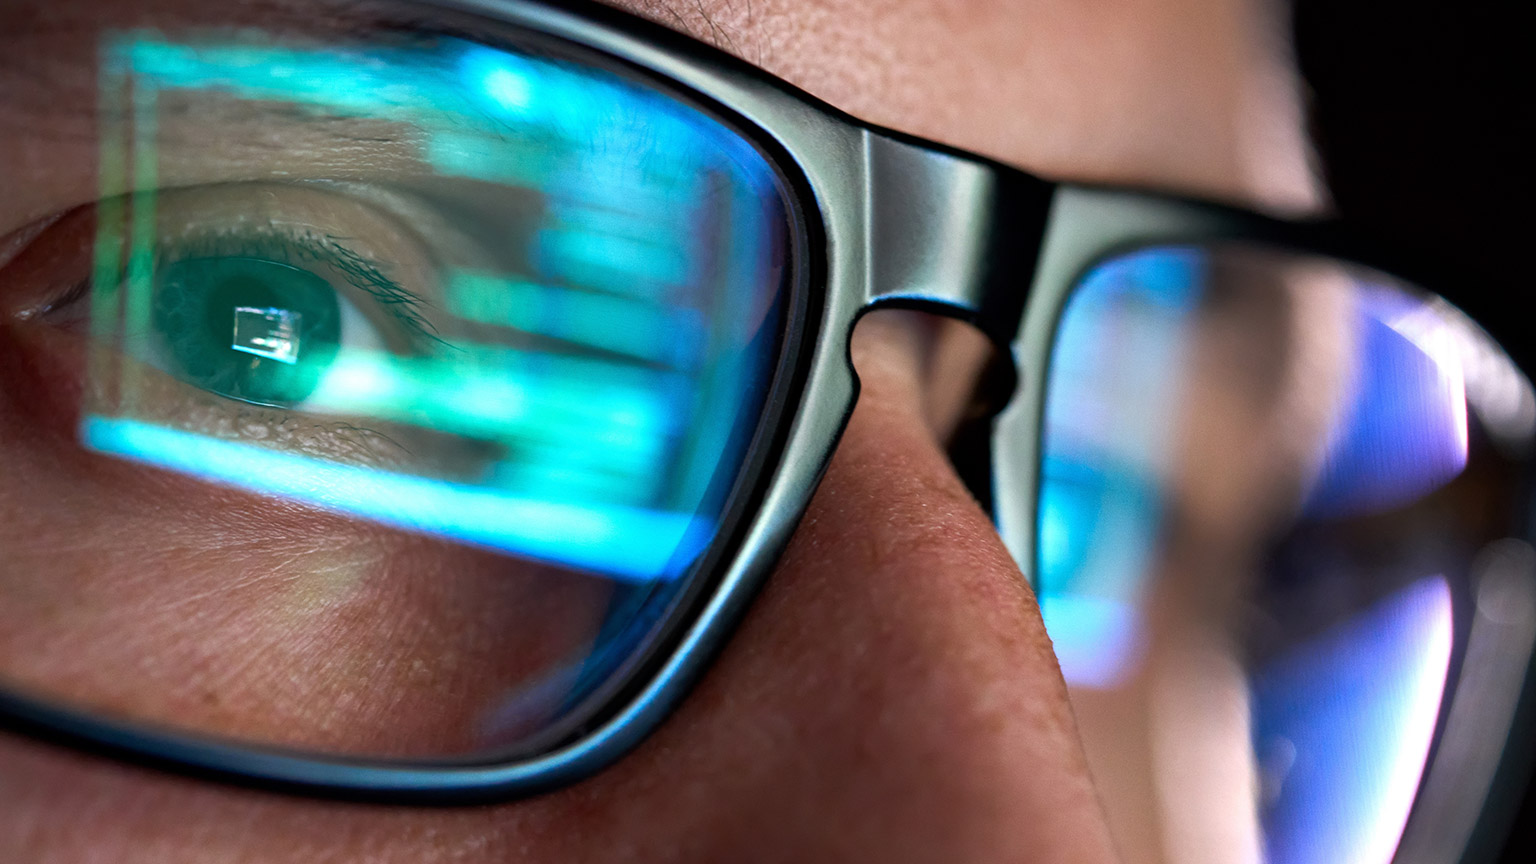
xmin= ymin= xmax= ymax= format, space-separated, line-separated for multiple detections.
xmin=0 ymin=0 xmax=1531 ymax=860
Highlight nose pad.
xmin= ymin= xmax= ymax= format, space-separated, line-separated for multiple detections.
xmin=849 ymin=303 xmax=1017 ymax=515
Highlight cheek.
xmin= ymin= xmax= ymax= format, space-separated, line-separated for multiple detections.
xmin=0 ymin=339 xmax=616 ymax=757
xmin=1 ymin=225 xmax=623 ymax=759
xmin=0 ymin=735 xmax=530 ymax=864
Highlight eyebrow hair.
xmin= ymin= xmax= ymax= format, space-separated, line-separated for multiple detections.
xmin=0 ymin=0 xmax=391 ymax=120
xmin=0 ymin=1 xmax=432 ymax=231
xmin=622 ymin=0 xmax=766 ymax=64
xmin=0 ymin=0 xmax=769 ymax=225
xmin=0 ymin=0 xmax=393 ymax=65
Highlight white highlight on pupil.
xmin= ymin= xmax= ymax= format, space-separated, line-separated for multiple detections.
xmin=231 ymin=306 xmax=302 ymax=364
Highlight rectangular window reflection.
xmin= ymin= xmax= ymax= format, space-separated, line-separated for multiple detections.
xmin=231 ymin=306 xmax=302 ymax=364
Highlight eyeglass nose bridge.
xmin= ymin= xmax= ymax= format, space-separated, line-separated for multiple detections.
xmin=858 ymin=130 xmax=1054 ymax=349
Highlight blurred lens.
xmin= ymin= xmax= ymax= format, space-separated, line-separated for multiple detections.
xmin=0 ymin=23 xmax=792 ymax=760
xmin=1036 ymin=245 xmax=1536 ymax=864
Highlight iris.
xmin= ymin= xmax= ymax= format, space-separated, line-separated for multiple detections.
xmin=152 ymin=257 xmax=340 ymax=406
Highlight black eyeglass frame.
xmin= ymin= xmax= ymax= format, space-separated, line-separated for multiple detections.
xmin=0 ymin=3 xmax=1531 ymax=859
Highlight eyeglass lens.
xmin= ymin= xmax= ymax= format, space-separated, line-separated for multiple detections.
xmin=1039 ymin=244 xmax=1536 ymax=864
xmin=0 ymin=26 xmax=792 ymax=761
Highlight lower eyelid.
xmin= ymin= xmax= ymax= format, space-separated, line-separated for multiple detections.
xmin=124 ymin=354 xmax=501 ymax=479
xmin=101 ymin=357 xmax=411 ymax=467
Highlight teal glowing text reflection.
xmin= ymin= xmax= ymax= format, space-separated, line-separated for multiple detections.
xmin=88 ymin=28 xmax=789 ymax=582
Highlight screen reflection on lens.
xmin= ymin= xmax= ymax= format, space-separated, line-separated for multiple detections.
xmin=0 ymin=23 xmax=792 ymax=762
xmin=1037 ymin=245 xmax=1535 ymax=864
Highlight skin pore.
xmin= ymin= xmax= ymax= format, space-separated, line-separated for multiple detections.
xmin=0 ymin=0 xmax=1319 ymax=861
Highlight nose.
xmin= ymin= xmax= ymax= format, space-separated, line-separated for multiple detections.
xmin=0 ymin=310 xmax=1122 ymax=864
xmin=552 ymin=309 xmax=1122 ymax=862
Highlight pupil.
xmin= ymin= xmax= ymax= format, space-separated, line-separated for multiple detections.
xmin=152 ymin=257 xmax=341 ymax=407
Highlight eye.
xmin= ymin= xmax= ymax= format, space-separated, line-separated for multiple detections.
xmin=133 ymin=218 xmax=422 ymax=413
xmin=149 ymin=255 xmax=368 ymax=410
xmin=96 ymin=219 xmax=417 ymax=425
xmin=36 ymin=182 xmax=456 ymax=471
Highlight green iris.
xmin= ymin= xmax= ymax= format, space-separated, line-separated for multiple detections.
xmin=152 ymin=257 xmax=341 ymax=407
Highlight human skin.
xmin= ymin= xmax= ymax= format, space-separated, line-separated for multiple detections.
xmin=0 ymin=0 xmax=1317 ymax=861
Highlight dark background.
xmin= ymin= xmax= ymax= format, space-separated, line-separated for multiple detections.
xmin=1293 ymin=0 xmax=1532 ymax=370
xmin=1291 ymin=1 xmax=1533 ymax=860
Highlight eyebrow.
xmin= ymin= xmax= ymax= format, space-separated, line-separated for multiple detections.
xmin=626 ymin=0 xmax=766 ymax=63
xmin=0 ymin=0 xmax=401 ymax=147
xmin=0 ymin=0 xmax=755 ymax=234
xmin=0 ymin=3 xmax=438 ymax=230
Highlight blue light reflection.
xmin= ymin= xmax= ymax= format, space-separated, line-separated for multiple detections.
xmin=95 ymin=29 xmax=792 ymax=586
xmin=82 ymin=416 xmax=706 ymax=582
xmin=1035 ymin=245 xmax=1471 ymax=864
xmin=1037 ymin=248 xmax=1201 ymax=687
xmin=1303 ymin=288 xmax=1469 ymax=518
xmin=1252 ymin=576 xmax=1453 ymax=864
xmin=446 ymin=271 xmax=706 ymax=366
